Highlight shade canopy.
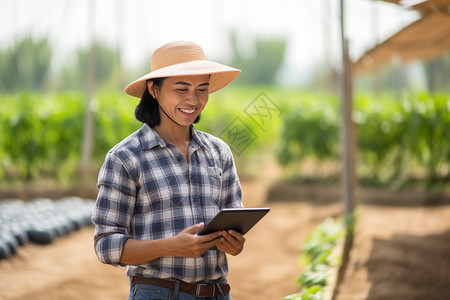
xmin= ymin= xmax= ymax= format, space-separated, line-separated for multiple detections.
xmin=353 ymin=0 xmax=450 ymax=72
xmin=384 ymin=0 xmax=450 ymax=14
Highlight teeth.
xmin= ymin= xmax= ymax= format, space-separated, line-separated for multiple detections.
xmin=180 ymin=108 xmax=196 ymax=114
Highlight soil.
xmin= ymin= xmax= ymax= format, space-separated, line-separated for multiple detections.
xmin=0 ymin=174 xmax=449 ymax=300
xmin=334 ymin=197 xmax=450 ymax=300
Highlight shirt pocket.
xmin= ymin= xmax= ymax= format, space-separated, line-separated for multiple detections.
xmin=197 ymin=165 xmax=222 ymax=206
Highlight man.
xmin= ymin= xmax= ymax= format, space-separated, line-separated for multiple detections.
xmin=92 ymin=41 xmax=244 ymax=300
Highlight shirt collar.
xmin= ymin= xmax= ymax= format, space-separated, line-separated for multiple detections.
xmin=139 ymin=123 xmax=167 ymax=150
xmin=190 ymin=125 xmax=208 ymax=151
xmin=139 ymin=123 xmax=208 ymax=151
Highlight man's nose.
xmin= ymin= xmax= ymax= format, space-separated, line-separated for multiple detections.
xmin=185 ymin=92 xmax=199 ymax=105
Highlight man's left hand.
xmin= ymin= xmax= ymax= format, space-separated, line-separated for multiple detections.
xmin=217 ymin=230 xmax=245 ymax=256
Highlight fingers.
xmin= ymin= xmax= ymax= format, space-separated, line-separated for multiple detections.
xmin=217 ymin=230 xmax=245 ymax=256
xmin=173 ymin=223 xmax=223 ymax=257
xmin=202 ymin=235 xmax=223 ymax=249
xmin=184 ymin=222 xmax=204 ymax=234
xmin=222 ymin=230 xmax=245 ymax=243
xmin=176 ymin=225 xmax=245 ymax=257
xmin=184 ymin=223 xmax=221 ymax=242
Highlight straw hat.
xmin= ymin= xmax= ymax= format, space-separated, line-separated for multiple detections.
xmin=125 ymin=41 xmax=241 ymax=98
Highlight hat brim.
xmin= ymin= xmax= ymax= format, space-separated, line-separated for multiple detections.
xmin=125 ymin=60 xmax=241 ymax=98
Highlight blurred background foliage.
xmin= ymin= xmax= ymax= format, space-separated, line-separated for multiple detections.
xmin=0 ymin=36 xmax=52 ymax=92
xmin=228 ymin=31 xmax=287 ymax=85
xmin=58 ymin=41 xmax=120 ymax=91
xmin=0 ymin=35 xmax=449 ymax=192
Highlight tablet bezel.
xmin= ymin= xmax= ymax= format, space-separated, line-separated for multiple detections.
xmin=197 ymin=208 xmax=270 ymax=236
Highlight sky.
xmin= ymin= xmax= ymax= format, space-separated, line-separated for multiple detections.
xmin=0 ymin=0 xmax=420 ymax=85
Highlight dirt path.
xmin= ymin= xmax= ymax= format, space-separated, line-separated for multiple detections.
xmin=227 ymin=181 xmax=341 ymax=299
xmin=0 ymin=226 xmax=130 ymax=300
xmin=1 ymin=177 xmax=449 ymax=300
xmin=335 ymin=203 xmax=450 ymax=300
xmin=0 ymin=171 xmax=342 ymax=300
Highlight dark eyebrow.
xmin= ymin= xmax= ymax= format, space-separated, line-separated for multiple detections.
xmin=175 ymin=81 xmax=191 ymax=86
xmin=175 ymin=81 xmax=209 ymax=87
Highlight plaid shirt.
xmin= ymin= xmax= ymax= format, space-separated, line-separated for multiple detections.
xmin=92 ymin=123 xmax=243 ymax=283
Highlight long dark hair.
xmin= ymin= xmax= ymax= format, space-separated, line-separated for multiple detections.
xmin=135 ymin=78 xmax=201 ymax=127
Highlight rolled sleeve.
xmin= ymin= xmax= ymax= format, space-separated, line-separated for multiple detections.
xmin=91 ymin=151 xmax=137 ymax=266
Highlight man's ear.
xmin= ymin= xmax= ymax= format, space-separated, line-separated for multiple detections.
xmin=147 ymin=81 xmax=157 ymax=99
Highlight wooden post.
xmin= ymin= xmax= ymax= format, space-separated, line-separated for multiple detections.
xmin=340 ymin=0 xmax=357 ymax=216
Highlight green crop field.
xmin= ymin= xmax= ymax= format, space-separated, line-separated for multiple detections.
xmin=1 ymin=87 xmax=448 ymax=191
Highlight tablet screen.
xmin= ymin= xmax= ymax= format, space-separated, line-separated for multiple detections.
xmin=197 ymin=208 xmax=270 ymax=235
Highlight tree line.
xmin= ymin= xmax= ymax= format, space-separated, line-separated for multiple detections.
xmin=0 ymin=34 xmax=288 ymax=93
xmin=0 ymin=34 xmax=448 ymax=93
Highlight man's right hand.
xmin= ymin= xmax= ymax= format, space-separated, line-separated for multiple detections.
xmin=120 ymin=222 xmax=223 ymax=265
xmin=169 ymin=222 xmax=223 ymax=257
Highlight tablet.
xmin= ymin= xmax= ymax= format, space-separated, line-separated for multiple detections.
xmin=197 ymin=208 xmax=270 ymax=236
